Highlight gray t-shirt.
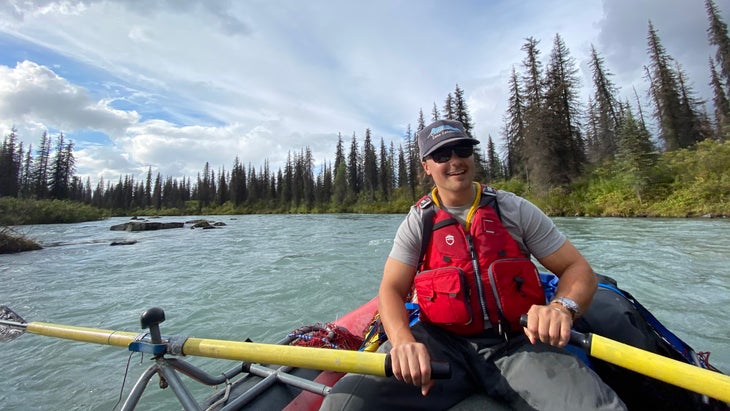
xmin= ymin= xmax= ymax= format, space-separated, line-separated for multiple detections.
xmin=389 ymin=190 xmax=566 ymax=267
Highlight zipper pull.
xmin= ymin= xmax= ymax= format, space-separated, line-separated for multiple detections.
xmin=465 ymin=234 xmax=478 ymax=260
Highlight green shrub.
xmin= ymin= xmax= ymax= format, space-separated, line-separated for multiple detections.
xmin=0 ymin=198 xmax=107 ymax=225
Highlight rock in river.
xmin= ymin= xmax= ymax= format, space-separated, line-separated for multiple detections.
xmin=109 ymin=221 xmax=184 ymax=231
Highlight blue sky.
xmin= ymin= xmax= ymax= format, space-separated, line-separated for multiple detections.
xmin=0 ymin=1 xmax=727 ymax=186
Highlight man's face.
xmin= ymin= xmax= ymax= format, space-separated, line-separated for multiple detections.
xmin=422 ymin=143 xmax=476 ymax=196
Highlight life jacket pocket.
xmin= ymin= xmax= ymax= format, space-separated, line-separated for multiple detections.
xmin=486 ymin=258 xmax=545 ymax=333
xmin=414 ymin=267 xmax=472 ymax=326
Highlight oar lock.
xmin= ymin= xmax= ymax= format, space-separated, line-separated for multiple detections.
xmin=128 ymin=307 xmax=188 ymax=356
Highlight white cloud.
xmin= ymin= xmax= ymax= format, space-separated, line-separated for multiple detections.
xmin=0 ymin=60 xmax=137 ymax=137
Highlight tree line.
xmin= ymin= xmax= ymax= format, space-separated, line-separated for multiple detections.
xmin=1 ymin=0 xmax=729 ymax=216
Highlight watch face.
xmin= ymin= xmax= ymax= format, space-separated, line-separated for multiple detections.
xmin=556 ymin=297 xmax=578 ymax=313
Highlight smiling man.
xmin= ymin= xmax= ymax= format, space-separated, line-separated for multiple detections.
xmin=321 ymin=119 xmax=625 ymax=410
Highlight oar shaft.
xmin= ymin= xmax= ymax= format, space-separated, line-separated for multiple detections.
xmin=182 ymin=337 xmax=388 ymax=376
xmin=27 ymin=322 xmax=138 ymax=347
xmin=0 ymin=319 xmax=28 ymax=329
xmin=590 ymin=334 xmax=730 ymax=403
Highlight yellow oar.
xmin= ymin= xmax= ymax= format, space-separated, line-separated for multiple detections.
xmin=2 ymin=314 xmax=449 ymax=379
xmin=586 ymin=333 xmax=730 ymax=403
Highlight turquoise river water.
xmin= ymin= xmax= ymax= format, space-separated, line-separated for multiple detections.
xmin=1 ymin=214 xmax=728 ymax=410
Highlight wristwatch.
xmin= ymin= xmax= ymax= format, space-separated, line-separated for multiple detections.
xmin=550 ymin=296 xmax=580 ymax=319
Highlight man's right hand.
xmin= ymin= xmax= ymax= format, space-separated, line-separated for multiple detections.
xmin=389 ymin=340 xmax=435 ymax=396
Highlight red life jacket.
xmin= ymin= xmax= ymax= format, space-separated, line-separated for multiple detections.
xmin=413 ymin=183 xmax=545 ymax=336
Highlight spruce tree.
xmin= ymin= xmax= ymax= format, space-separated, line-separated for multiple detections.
xmin=334 ymin=133 xmax=345 ymax=177
xmin=451 ymin=84 xmax=485 ymax=180
xmin=485 ymin=136 xmax=504 ymax=181
xmin=706 ymin=0 xmax=730 ymax=95
xmin=198 ymin=162 xmax=212 ymax=207
xmin=292 ymin=151 xmax=305 ymax=208
xmin=417 ymin=108 xmax=426 ymax=132
xmin=378 ymin=138 xmax=392 ymax=201
xmin=409 ymin=119 xmax=421 ymax=198
xmin=332 ymin=161 xmax=348 ymax=206
xmin=616 ymin=104 xmax=658 ymax=203
xmin=587 ymin=45 xmax=622 ymax=163
xmin=281 ymin=152 xmax=293 ymax=206
xmin=153 ymin=172 xmax=162 ymax=209
xmin=675 ymin=63 xmax=712 ymax=144
xmin=646 ymin=22 xmax=700 ymax=150
xmin=361 ymin=128 xmax=378 ymax=202
xmin=347 ymin=132 xmax=361 ymax=201
xmin=542 ymin=33 xmax=585 ymax=187
xmin=247 ymin=165 xmax=260 ymax=206
xmin=397 ymin=144 xmax=408 ymax=189
xmin=20 ymin=143 xmax=33 ymax=198
xmin=216 ymin=167 xmax=228 ymax=206
xmin=144 ymin=167 xmax=152 ymax=207
xmin=320 ymin=160 xmax=333 ymax=207
xmin=303 ymin=147 xmax=315 ymax=209
xmin=709 ymin=58 xmax=730 ymax=141
xmin=230 ymin=156 xmax=247 ymax=206
xmin=443 ymin=93 xmax=455 ymax=120
xmin=454 ymin=85 xmax=474 ymax=137
xmin=585 ymin=97 xmax=600 ymax=164
xmin=0 ymin=128 xmax=20 ymax=197
xmin=502 ymin=66 xmax=527 ymax=180
xmin=520 ymin=36 xmax=548 ymax=191
xmin=49 ymin=133 xmax=74 ymax=200
xmin=33 ymin=131 xmax=52 ymax=199
xmin=431 ymin=103 xmax=440 ymax=122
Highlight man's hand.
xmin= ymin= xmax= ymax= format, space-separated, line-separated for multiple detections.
xmin=389 ymin=340 xmax=436 ymax=396
xmin=523 ymin=303 xmax=573 ymax=347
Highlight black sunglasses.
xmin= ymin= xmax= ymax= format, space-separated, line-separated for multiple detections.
xmin=427 ymin=144 xmax=474 ymax=163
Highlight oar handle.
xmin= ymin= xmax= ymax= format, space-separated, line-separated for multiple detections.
xmin=518 ymin=314 xmax=591 ymax=350
xmin=384 ymin=354 xmax=452 ymax=379
xmin=430 ymin=361 xmax=451 ymax=379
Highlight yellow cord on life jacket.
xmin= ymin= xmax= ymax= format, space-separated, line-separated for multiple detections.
xmin=429 ymin=182 xmax=482 ymax=231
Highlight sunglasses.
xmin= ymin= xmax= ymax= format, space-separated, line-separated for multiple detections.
xmin=427 ymin=144 xmax=474 ymax=163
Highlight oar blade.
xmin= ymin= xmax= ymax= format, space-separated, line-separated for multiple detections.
xmin=0 ymin=305 xmax=27 ymax=342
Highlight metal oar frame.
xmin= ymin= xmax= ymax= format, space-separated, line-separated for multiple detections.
xmin=125 ymin=307 xmax=335 ymax=410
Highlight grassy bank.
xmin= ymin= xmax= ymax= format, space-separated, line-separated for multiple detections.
xmin=0 ymin=198 xmax=107 ymax=226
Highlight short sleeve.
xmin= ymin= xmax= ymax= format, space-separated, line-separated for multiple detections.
xmin=497 ymin=190 xmax=566 ymax=259
xmin=388 ymin=206 xmax=423 ymax=267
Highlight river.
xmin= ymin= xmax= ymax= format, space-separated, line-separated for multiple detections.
xmin=1 ymin=214 xmax=728 ymax=410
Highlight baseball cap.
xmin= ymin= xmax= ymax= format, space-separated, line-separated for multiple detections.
xmin=417 ymin=119 xmax=480 ymax=160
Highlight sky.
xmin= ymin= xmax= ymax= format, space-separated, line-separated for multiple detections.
xmin=0 ymin=0 xmax=727 ymax=187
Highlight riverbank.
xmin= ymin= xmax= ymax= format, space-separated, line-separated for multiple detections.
xmin=0 ymin=195 xmax=727 ymax=229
